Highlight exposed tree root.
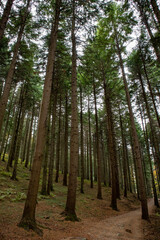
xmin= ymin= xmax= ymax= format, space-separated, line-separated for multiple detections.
xmin=18 ymin=219 xmax=43 ymax=236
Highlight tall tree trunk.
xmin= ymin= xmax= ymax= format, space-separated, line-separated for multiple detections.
xmin=80 ymin=86 xmax=84 ymax=193
xmin=63 ymin=93 xmax=68 ymax=186
xmin=150 ymin=0 xmax=160 ymax=26
xmin=138 ymin=71 xmax=160 ymax=180
xmin=119 ymin=113 xmax=128 ymax=198
xmin=19 ymin=0 xmax=61 ymax=230
xmin=11 ymin=108 xmax=25 ymax=180
xmin=55 ymin=95 xmax=61 ymax=183
xmin=41 ymin=112 xmax=51 ymax=195
xmin=135 ymin=0 xmax=160 ymax=63
xmin=0 ymin=92 xmax=15 ymax=159
xmin=93 ymin=79 xmax=102 ymax=200
xmin=114 ymin=25 xmax=149 ymax=219
xmin=47 ymin=86 xmax=57 ymax=194
xmin=93 ymin=134 xmax=97 ymax=182
xmin=0 ymin=0 xmax=31 ymax=135
xmin=103 ymin=79 xmax=118 ymax=209
xmin=0 ymin=0 xmax=14 ymax=40
xmin=65 ymin=0 xmax=79 ymax=220
xmin=21 ymin=117 xmax=30 ymax=163
xmin=139 ymin=45 xmax=160 ymax=128
xmin=25 ymin=110 xmax=34 ymax=168
xmin=142 ymin=113 xmax=159 ymax=207
xmin=6 ymin=90 xmax=23 ymax=171
xmin=88 ymin=97 xmax=93 ymax=188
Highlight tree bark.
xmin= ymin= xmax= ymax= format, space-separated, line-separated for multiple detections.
xmin=19 ymin=0 xmax=61 ymax=230
xmin=63 ymin=93 xmax=68 ymax=186
xmin=103 ymin=79 xmax=118 ymax=209
xmin=93 ymin=79 xmax=102 ymax=200
xmin=65 ymin=0 xmax=79 ymax=220
xmin=150 ymin=0 xmax=160 ymax=26
xmin=0 ymin=0 xmax=31 ymax=135
xmin=55 ymin=95 xmax=61 ymax=183
xmin=139 ymin=45 xmax=160 ymax=128
xmin=135 ymin=0 xmax=160 ymax=63
xmin=88 ymin=97 xmax=93 ymax=188
xmin=114 ymin=25 xmax=149 ymax=219
xmin=47 ymin=86 xmax=57 ymax=194
xmin=25 ymin=110 xmax=34 ymax=168
xmin=0 ymin=0 xmax=14 ymax=40
xmin=11 ymin=107 xmax=25 ymax=180
xmin=80 ymin=86 xmax=84 ymax=193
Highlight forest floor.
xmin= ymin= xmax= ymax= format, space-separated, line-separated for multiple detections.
xmin=0 ymin=160 xmax=160 ymax=240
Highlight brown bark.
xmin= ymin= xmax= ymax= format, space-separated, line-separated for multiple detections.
xmin=93 ymin=134 xmax=97 ymax=182
xmin=0 ymin=0 xmax=14 ymax=40
xmin=47 ymin=86 xmax=57 ymax=194
xmin=138 ymin=71 xmax=160 ymax=179
xmin=114 ymin=25 xmax=149 ymax=219
xmin=25 ymin=111 xmax=34 ymax=168
xmin=0 ymin=91 xmax=15 ymax=159
xmin=41 ymin=112 xmax=51 ymax=195
xmin=6 ymin=90 xmax=22 ymax=171
xmin=21 ymin=118 xmax=30 ymax=163
xmin=139 ymin=45 xmax=160 ymax=128
xmin=103 ymin=79 xmax=118 ymax=209
xmin=88 ymin=97 xmax=93 ymax=188
xmin=63 ymin=93 xmax=68 ymax=186
xmin=0 ymin=0 xmax=31 ymax=135
xmin=93 ymin=79 xmax=102 ymax=200
xmin=19 ymin=0 xmax=61 ymax=230
xmin=65 ymin=0 xmax=79 ymax=220
xmin=80 ymin=87 xmax=84 ymax=193
xmin=55 ymin=95 xmax=62 ymax=183
xmin=11 ymin=107 xmax=25 ymax=180
xmin=120 ymin=114 xmax=128 ymax=198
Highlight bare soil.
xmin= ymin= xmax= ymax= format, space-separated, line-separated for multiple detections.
xmin=0 ymin=161 xmax=160 ymax=240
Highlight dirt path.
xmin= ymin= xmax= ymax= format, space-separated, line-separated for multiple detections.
xmin=78 ymin=199 xmax=154 ymax=240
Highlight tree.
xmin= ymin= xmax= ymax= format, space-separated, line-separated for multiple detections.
xmin=19 ymin=0 xmax=61 ymax=231
xmin=64 ymin=0 xmax=79 ymax=220
xmin=0 ymin=0 xmax=15 ymax=40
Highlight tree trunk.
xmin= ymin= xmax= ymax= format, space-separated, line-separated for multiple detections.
xmin=80 ymin=86 xmax=84 ymax=193
xmin=88 ymin=97 xmax=93 ymax=188
xmin=47 ymin=86 xmax=57 ymax=194
xmin=150 ymin=0 xmax=160 ymax=26
xmin=55 ymin=95 xmax=61 ymax=183
xmin=19 ymin=0 xmax=61 ymax=230
xmin=6 ymin=91 xmax=22 ymax=171
xmin=0 ymin=0 xmax=31 ymax=135
xmin=63 ymin=93 xmax=68 ymax=186
xmin=65 ymin=0 xmax=79 ymax=220
xmin=93 ymin=79 xmax=102 ymax=200
xmin=41 ymin=112 xmax=51 ymax=195
xmin=103 ymin=79 xmax=118 ymax=209
xmin=114 ymin=25 xmax=149 ymax=219
xmin=11 ymin=107 xmax=25 ymax=180
xmin=138 ymin=71 xmax=160 ymax=180
xmin=135 ymin=0 xmax=160 ymax=63
xmin=119 ymin=113 xmax=128 ymax=198
xmin=0 ymin=0 xmax=14 ymax=40
xmin=0 ymin=91 xmax=15 ymax=159
xmin=139 ymin=45 xmax=160 ymax=128
xmin=21 ymin=117 xmax=30 ymax=163
xmin=25 ymin=110 xmax=34 ymax=168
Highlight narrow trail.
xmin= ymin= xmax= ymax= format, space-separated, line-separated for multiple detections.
xmin=81 ymin=199 xmax=154 ymax=240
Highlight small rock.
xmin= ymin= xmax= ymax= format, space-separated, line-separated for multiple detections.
xmin=125 ymin=229 xmax=132 ymax=233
